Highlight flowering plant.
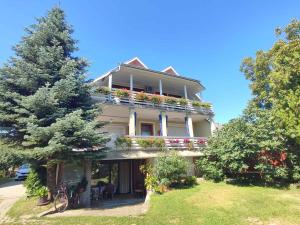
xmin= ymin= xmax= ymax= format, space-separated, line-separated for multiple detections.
xmin=136 ymin=92 xmax=149 ymax=101
xmin=169 ymin=139 xmax=180 ymax=144
xmin=150 ymin=95 xmax=163 ymax=104
xmin=197 ymin=138 xmax=207 ymax=145
xmin=115 ymin=88 xmax=130 ymax=98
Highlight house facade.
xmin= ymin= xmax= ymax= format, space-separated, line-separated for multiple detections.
xmin=63 ymin=57 xmax=215 ymax=206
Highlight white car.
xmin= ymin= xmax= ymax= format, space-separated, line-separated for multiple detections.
xmin=15 ymin=164 xmax=31 ymax=181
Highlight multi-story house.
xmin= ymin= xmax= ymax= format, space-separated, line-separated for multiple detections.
xmin=62 ymin=57 xmax=215 ymax=206
xmin=90 ymin=58 xmax=214 ymax=191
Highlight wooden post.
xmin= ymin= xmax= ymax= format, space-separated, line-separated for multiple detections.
xmin=81 ymin=160 xmax=91 ymax=207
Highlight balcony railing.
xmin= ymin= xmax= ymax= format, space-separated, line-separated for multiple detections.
xmin=92 ymin=88 xmax=213 ymax=115
xmin=114 ymin=136 xmax=208 ymax=151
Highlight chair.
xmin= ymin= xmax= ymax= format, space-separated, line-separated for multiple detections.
xmin=103 ymin=183 xmax=115 ymax=199
xmin=91 ymin=187 xmax=100 ymax=201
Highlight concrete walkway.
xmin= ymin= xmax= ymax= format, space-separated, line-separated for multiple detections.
xmin=0 ymin=180 xmax=25 ymax=223
xmin=46 ymin=195 xmax=151 ymax=217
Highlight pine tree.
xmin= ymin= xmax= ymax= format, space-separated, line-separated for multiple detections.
xmin=0 ymin=7 xmax=108 ymax=193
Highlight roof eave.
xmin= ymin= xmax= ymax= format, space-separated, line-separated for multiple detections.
xmin=120 ymin=63 xmax=206 ymax=90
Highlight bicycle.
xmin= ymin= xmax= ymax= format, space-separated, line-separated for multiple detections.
xmin=54 ymin=182 xmax=81 ymax=212
xmin=54 ymin=182 xmax=69 ymax=212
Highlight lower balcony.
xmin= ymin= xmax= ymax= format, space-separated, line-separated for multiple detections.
xmin=114 ymin=136 xmax=207 ymax=151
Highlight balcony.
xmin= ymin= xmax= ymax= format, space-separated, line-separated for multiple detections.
xmin=114 ymin=136 xmax=208 ymax=151
xmin=92 ymin=87 xmax=213 ymax=115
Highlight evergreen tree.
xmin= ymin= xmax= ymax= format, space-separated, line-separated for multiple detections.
xmin=0 ymin=7 xmax=108 ymax=192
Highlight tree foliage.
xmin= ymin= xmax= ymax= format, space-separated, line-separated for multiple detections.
xmin=198 ymin=19 xmax=300 ymax=184
xmin=241 ymin=19 xmax=300 ymax=145
xmin=0 ymin=7 xmax=108 ymax=163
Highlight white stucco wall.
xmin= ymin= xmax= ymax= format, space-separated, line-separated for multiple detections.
xmin=193 ymin=120 xmax=212 ymax=137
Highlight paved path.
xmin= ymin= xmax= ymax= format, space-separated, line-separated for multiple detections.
xmin=0 ymin=180 xmax=25 ymax=223
xmin=46 ymin=201 xmax=149 ymax=217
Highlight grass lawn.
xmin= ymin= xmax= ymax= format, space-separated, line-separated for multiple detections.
xmin=4 ymin=181 xmax=300 ymax=225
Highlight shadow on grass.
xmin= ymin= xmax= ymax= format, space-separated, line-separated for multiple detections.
xmin=170 ymin=183 xmax=198 ymax=190
xmin=224 ymin=177 xmax=291 ymax=189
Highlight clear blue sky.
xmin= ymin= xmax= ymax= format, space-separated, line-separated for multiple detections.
xmin=0 ymin=1 xmax=299 ymax=123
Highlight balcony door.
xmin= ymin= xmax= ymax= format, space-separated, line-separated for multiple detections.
xmin=141 ymin=123 xmax=154 ymax=136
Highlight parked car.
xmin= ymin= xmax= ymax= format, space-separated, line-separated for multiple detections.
xmin=15 ymin=164 xmax=31 ymax=181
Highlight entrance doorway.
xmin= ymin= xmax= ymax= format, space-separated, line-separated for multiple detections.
xmin=141 ymin=123 xmax=154 ymax=136
xmin=91 ymin=160 xmax=146 ymax=195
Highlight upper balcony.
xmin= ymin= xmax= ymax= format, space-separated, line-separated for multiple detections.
xmin=92 ymin=57 xmax=213 ymax=116
xmin=92 ymin=88 xmax=213 ymax=116
xmin=93 ymin=57 xmax=207 ymax=100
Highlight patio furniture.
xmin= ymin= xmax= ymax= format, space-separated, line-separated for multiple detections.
xmin=134 ymin=189 xmax=144 ymax=198
xmin=103 ymin=183 xmax=115 ymax=199
xmin=91 ymin=187 xmax=100 ymax=201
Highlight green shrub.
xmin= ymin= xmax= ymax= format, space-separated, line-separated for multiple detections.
xmin=24 ymin=170 xmax=42 ymax=197
xmin=140 ymin=165 xmax=159 ymax=191
xmin=160 ymin=178 xmax=171 ymax=187
xmin=196 ymin=158 xmax=224 ymax=182
xmin=155 ymin=152 xmax=188 ymax=184
xmin=114 ymin=89 xmax=129 ymax=98
xmin=36 ymin=186 xmax=48 ymax=197
xmin=135 ymin=92 xmax=149 ymax=101
xmin=184 ymin=176 xmax=197 ymax=186
xmin=178 ymin=98 xmax=188 ymax=106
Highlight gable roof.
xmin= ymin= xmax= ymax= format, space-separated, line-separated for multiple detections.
xmin=162 ymin=66 xmax=179 ymax=76
xmin=124 ymin=57 xmax=148 ymax=69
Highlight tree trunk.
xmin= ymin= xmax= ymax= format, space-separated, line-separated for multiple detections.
xmin=47 ymin=161 xmax=56 ymax=201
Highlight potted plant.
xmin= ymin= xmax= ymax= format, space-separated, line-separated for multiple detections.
xmin=150 ymin=95 xmax=163 ymax=104
xmin=95 ymin=86 xmax=111 ymax=95
xmin=135 ymin=92 xmax=149 ymax=101
xmin=115 ymin=137 xmax=132 ymax=150
xmin=192 ymin=101 xmax=211 ymax=109
xmin=164 ymin=97 xmax=177 ymax=105
xmin=178 ymin=98 xmax=188 ymax=106
xmin=36 ymin=186 xmax=49 ymax=206
xmin=114 ymin=88 xmax=130 ymax=98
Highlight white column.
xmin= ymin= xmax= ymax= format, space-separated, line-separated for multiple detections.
xmin=159 ymin=80 xmax=163 ymax=96
xmin=187 ymin=114 xmax=194 ymax=137
xmin=108 ymin=74 xmax=112 ymax=90
xmin=184 ymin=85 xmax=188 ymax=99
xmin=129 ymin=108 xmax=136 ymax=136
xmin=161 ymin=111 xmax=167 ymax=136
xmin=81 ymin=160 xmax=91 ymax=207
xmin=130 ymin=74 xmax=133 ymax=91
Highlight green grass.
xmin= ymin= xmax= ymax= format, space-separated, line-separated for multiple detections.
xmin=7 ymin=197 xmax=53 ymax=219
xmin=5 ymin=181 xmax=300 ymax=225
